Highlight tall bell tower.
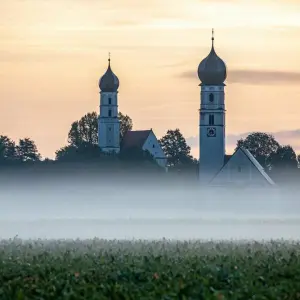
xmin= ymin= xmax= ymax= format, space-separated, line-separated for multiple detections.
xmin=198 ymin=30 xmax=227 ymax=184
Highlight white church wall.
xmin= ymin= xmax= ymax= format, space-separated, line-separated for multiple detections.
xmin=142 ymin=131 xmax=167 ymax=168
xmin=211 ymin=149 xmax=272 ymax=187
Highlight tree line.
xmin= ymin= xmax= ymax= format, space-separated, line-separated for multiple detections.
xmin=0 ymin=111 xmax=299 ymax=180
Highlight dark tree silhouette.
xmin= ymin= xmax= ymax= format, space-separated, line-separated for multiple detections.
xmin=68 ymin=112 xmax=98 ymax=147
xmin=119 ymin=112 xmax=133 ymax=141
xmin=159 ymin=129 xmax=193 ymax=167
xmin=119 ymin=146 xmax=155 ymax=163
xmin=269 ymin=145 xmax=298 ymax=170
xmin=0 ymin=135 xmax=17 ymax=162
xmin=236 ymin=132 xmax=280 ymax=169
xmin=16 ymin=138 xmax=41 ymax=162
xmin=55 ymin=143 xmax=109 ymax=162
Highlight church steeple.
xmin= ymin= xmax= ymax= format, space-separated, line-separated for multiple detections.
xmin=98 ymin=53 xmax=120 ymax=153
xmin=197 ymin=29 xmax=227 ymax=86
xmin=99 ymin=53 xmax=120 ymax=93
xmin=198 ymin=30 xmax=226 ymax=184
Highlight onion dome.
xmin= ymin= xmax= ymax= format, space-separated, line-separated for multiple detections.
xmin=198 ymin=29 xmax=227 ymax=85
xmin=99 ymin=55 xmax=119 ymax=92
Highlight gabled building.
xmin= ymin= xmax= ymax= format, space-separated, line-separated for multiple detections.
xmin=121 ymin=129 xmax=167 ymax=169
xmin=210 ymin=147 xmax=275 ymax=187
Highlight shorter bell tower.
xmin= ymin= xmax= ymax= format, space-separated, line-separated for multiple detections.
xmin=98 ymin=54 xmax=120 ymax=153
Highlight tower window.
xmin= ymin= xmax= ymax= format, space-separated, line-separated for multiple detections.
xmin=108 ymin=98 xmax=112 ymax=105
xmin=209 ymin=93 xmax=214 ymax=102
xmin=209 ymin=115 xmax=214 ymax=125
xmin=153 ymin=144 xmax=155 ymax=148
xmin=108 ymin=109 xmax=112 ymax=117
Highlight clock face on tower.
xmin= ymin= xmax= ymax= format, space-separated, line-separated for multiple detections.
xmin=207 ymin=127 xmax=216 ymax=137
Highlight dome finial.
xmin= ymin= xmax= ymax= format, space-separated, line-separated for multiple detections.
xmin=99 ymin=53 xmax=119 ymax=92
xmin=197 ymin=28 xmax=227 ymax=85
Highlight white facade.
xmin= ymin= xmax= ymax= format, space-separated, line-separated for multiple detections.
xmin=142 ymin=130 xmax=167 ymax=169
xmin=199 ymin=85 xmax=226 ymax=183
xmin=98 ymin=91 xmax=120 ymax=153
xmin=210 ymin=148 xmax=275 ymax=187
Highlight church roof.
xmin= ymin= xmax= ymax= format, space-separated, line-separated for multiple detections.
xmin=212 ymin=147 xmax=275 ymax=186
xmin=99 ymin=57 xmax=119 ymax=92
xmin=198 ymin=29 xmax=227 ymax=85
xmin=241 ymin=148 xmax=275 ymax=185
xmin=121 ymin=130 xmax=152 ymax=150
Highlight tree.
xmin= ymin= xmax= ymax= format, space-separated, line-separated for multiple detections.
xmin=55 ymin=143 xmax=108 ymax=162
xmin=67 ymin=111 xmax=133 ymax=147
xmin=119 ymin=146 xmax=155 ymax=163
xmin=159 ymin=129 xmax=193 ymax=167
xmin=68 ymin=112 xmax=98 ymax=147
xmin=298 ymin=154 xmax=300 ymax=168
xmin=269 ymin=145 xmax=298 ymax=170
xmin=119 ymin=112 xmax=133 ymax=141
xmin=16 ymin=138 xmax=41 ymax=162
xmin=236 ymin=132 xmax=280 ymax=168
xmin=0 ymin=135 xmax=17 ymax=163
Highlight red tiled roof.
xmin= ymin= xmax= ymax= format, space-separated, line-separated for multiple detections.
xmin=121 ymin=130 xmax=152 ymax=150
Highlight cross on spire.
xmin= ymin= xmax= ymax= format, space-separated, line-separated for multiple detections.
xmin=212 ymin=28 xmax=214 ymax=45
xmin=108 ymin=52 xmax=111 ymax=63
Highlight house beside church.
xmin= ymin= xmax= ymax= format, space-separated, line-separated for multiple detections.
xmin=121 ymin=130 xmax=167 ymax=168
xmin=97 ymin=56 xmax=167 ymax=169
xmin=210 ymin=147 xmax=275 ymax=187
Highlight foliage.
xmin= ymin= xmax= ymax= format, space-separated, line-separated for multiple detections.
xmin=0 ymin=135 xmax=17 ymax=162
xmin=16 ymin=138 xmax=41 ymax=162
xmin=68 ymin=112 xmax=98 ymax=147
xmin=119 ymin=112 xmax=133 ymax=141
xmin=55 ymin=143 xmax=107 ymax=162
xmin=236 ymin=132 xmax=280 ymax=168
xmin=1 ymin=239 xmax=300 ymax=299
xmin=0 ymin=135 xmax=41 ymax=164
xmin=119 ymin=146 xmax=154 ymax=161
xmin=159 ymin=129 xmax=193 ymax=167
xmin=269 ymin=145 xmax=298 ymax=170
xmin=67 ymin=111 xmax=133 ymax=148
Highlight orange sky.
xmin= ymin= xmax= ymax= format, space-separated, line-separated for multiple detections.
xmin=1 ymin=0 xmax=300 ymax=159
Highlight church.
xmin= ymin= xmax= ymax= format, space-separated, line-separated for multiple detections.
xmin=97 ymin=56 xmax=168 ymax=170
xmin=97 ymin=30 xmax=275 ymax=187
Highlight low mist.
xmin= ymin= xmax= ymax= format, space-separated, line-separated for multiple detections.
xmin=0 ymin=173 xmax=299 ymax=241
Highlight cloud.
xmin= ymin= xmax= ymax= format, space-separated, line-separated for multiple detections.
xmin=180 ymin=69 xmax=300 ymax=85
xmin=186 ymin=129 xmax=300 ymax=152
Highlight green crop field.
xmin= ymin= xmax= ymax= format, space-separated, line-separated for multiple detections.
xmin=0 ymin=238 xmax=300 ymax=299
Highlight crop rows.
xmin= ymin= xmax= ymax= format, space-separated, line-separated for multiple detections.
xmin=0 ymin=238 xmax=300 ymax=299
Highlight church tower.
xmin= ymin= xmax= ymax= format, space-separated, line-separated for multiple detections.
xmin=98 ymin=55 xmax=120 ymax=153
xmin=198 ymin=30 xmax=227 ymax=184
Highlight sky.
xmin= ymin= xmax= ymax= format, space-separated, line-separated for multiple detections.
xmin=1 ymin=0 xmax=300 ymax=159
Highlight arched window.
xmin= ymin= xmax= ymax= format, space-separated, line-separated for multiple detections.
xmin=108 ymin=98 xmax=112 ymax=105
xmin=209 ymin=93 xmax=214 ymax=102
xmin=108 ymin=109 xmax=112 ymax=117
xmin=209 ymin=115 xmax=214 ymax=125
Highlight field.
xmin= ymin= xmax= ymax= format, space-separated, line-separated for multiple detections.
xmin=1 ymin=239 xmax=300 ymax=299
